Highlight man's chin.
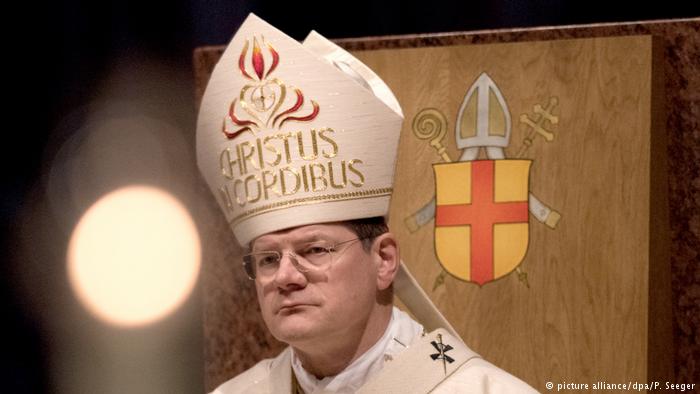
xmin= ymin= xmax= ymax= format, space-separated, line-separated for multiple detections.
xmin=269 ymin=311 xmax=320 ymax=343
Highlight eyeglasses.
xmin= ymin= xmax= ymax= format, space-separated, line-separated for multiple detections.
xmin=242 ymin=237 xmax=366 ymax=280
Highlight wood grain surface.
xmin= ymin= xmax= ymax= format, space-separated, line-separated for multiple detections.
xmin=352 ymin=35 xmax=661 ymax=391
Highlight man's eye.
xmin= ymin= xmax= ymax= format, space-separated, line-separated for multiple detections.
xmin=258 ymin=255 xmax=278 ymax=266
xmin=305 ymin=246 xmax=328 ymax=255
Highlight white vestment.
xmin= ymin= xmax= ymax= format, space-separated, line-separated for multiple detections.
xmin=211 ymin=308 xmax=537 ymax=393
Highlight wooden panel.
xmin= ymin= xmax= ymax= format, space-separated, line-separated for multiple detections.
xmin=351 ymin=35 xmax=659 ymax=390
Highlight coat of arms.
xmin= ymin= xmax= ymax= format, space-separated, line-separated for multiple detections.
xmin=406 ymin=72 xmax=561 ymax=288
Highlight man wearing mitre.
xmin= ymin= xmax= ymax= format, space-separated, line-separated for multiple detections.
xmin=196 ymin=13 xmax=537 ymax=394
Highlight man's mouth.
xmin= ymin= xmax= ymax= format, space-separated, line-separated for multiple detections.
xmin=277 ymin=303 xmax=313 ymax=314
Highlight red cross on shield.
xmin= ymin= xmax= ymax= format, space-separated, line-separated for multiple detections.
xmin=433 ymin=160 xmax=531 ymax=285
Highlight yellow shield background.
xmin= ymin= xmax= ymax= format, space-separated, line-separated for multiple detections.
xmin=434 ymin=160 xmax=531 ymax=284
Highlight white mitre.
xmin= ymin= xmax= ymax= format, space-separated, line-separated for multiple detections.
xmin=197 ymin=14 xmax=458 ymax=337
xmin=197 ymin=13 xmax=402 ymax=245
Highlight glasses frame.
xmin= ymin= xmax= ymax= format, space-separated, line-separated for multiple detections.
xmin=242 ymin=237 xmax=369 ymax=280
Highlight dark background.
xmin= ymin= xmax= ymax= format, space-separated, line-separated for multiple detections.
xmin=3 ymin=1 xmax=697 ymax=392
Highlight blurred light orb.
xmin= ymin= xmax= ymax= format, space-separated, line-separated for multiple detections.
xmin=68 ymin=186 xmax=201 ymax=327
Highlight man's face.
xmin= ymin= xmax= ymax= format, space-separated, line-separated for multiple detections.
xmin=251 ymin=223 xmax=380 ymax=345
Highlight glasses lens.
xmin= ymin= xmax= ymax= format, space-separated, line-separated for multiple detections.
xmin=243 ymin=252 xmax=281 ymax=279
xmin=299 ymin=246 xmax=331 ymax=268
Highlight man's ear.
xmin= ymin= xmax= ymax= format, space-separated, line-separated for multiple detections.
xmin=373 ymin=232 xmax=400 ymax=291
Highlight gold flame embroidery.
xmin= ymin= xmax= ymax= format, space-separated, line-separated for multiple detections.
xmin=223 ymin=36 xmax=319 ymax=140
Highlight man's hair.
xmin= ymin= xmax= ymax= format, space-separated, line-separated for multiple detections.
xmin=341 ymin=216 xmax=388 ymax=251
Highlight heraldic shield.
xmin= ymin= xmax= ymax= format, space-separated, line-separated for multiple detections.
xmin=433 ymin=160 xmax=531 ymax=285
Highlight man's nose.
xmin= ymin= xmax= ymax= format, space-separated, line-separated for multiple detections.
xmin=272 ymin=252 xmax=307 ymax=289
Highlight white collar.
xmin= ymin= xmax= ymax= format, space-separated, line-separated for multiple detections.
xmin=291 ymin=307 xmax=423 ymax=393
